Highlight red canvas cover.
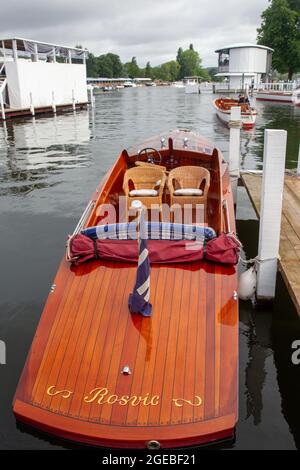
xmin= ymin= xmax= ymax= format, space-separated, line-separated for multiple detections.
xmin=68 ymin=234 xmax=204 ymax=265
xmin=205 ymin=232 xmax=240 ymax=264
xmin=68 ymin=232 xmax=240 ymax=265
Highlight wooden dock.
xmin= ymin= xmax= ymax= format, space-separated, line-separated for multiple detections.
xmin=241 ymin=171 xmax=300 ymax=316
xmin=1 ymin=102 xmax=89 ymax=120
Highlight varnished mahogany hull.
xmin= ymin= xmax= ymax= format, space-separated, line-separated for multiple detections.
xmin=13 ymin=135 xmax=238 ymax=449
xmin=13 ymin=256 xmax=238 ymax=448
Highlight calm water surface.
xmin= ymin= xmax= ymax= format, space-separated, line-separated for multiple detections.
xmin=0 ymin=88 xmax=300 ymax=450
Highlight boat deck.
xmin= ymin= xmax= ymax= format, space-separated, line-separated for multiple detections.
xmin=14 ymin=257 xmax=238 ymax=448
xmin=241 ymin=171 xmax=300 ymax=316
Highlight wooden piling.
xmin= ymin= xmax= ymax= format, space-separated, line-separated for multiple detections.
xmin=241 ymin=168 xmax=300 ymax=316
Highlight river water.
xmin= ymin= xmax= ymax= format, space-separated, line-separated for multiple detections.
xmin=0 ymin=88 xmax=300 ymax=450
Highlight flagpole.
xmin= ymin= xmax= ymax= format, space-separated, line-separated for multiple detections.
xmin=128 ymin=200 xmax=152 ymax=317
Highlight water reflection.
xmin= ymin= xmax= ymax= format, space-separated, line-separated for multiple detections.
xmin=0 ymin=111 xmax=91 ymax=196
xmin=0 ymin=88 xmax=300 ymax=449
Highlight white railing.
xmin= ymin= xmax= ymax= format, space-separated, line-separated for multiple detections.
xmin=0 ymin=78 xmax=7 ymax=120
xmin=258 ymin=82 xmax=297 ymax=92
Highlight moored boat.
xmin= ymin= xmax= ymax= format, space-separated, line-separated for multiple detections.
xmin=256 ymin=90 xmax=294 ymax=103
xmin=13 ymin=130 xmax=239 ymax=449
xmin=184 ymin=77 xmax=200 ymax=94
xmin=292 ymin=89 xmax=300 ymax=107
xmin=213 ymin=98 xmax=257 ymax=129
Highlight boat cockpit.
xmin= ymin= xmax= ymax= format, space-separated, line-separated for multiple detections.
xmin=85 ymin=131 xmax=230 ymax=236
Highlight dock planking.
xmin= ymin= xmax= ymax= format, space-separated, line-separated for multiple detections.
xmin=241 ymin=172 xmax=300 ymax=316
xmin=1 ymin=102 xmax=89 ymax=120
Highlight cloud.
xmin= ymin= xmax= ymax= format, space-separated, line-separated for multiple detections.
xmin=1 ymin=0 xmax=269 ymax=66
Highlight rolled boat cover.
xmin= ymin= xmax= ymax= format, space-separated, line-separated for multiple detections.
xmin=68 ymin=234 xmax=205 ymax=265
xmin=205 ymin=232 xmax=240 ymax=264
xmin=68 ymin=231 xmax=240 ymax=265
xmin=81 ymin=222 xmax=216 ymax=241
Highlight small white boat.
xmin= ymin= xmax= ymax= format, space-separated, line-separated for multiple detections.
xmin=256 ymin=90 xmax=293 ymax=103
xmin=172 ymin=81 xmax=185 ymax=88
xmin=184 ymin=77 xmax=200 ymax=94
xmin=213 ymin=98 xmax=257 ymax=129
xmin=292 ymin=89 xmax=300 ymax=107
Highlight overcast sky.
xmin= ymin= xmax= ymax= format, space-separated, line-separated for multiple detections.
xmin=2 ymin=0 xmax=269 ymax=67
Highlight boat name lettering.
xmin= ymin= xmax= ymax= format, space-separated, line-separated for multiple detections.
xmin=83 ymin=388 xmax=159 ymax=406
xmin=46 ymin=385 xmax=203 ymax=407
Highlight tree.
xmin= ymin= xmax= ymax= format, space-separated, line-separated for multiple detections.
xmin=86 ymin=53 xmax=98 ymax=77
xmin=97 ymin=54 xmax=114 ymax=77
xmin=167 ymin=61 xmax=180 ymax=81
xmin=176 ymin=47 xmax=183 ymax=62
xmin=206 ymin=67 xmax=219 ymax=81
xmin=124 ymin=57 xmax=141 ymax=78
xmin=288 ymin=0 xmax=300 ymax=13
xmin=152 ymin=61 xmax=180 ymax=81
xmin=106 ymin=53 xmax=123 ymax=77
xmin=177 ymin=47 xmax=206 ymax=79
xmin=145 ymin=61 xmax=152 ymax=78
xmin=257 ymin=0 xmax=300 ymax=79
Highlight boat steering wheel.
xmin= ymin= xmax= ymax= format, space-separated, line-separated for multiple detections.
xmin=137 ymin=147 xmax=162 ymax=165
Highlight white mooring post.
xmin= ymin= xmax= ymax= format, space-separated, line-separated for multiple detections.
xmin=297 ymin=142 xmax=300 ymax=176
xmin=29 ymin=92 xmax=35 ymax=116
xmin=72 ymin=89 xmax=76 ymax=111
xmin=89 ymin=86 xmax=95 ymax=108
xmin=52 ymin=91 xmax=56 ymax=114
xmin=0 ymin=93 xmax=5 ymax=121
xmin=256 ymin=129 xmax=287 ymax=301
xmin=229 ymin=106 xmax=241 ymax=205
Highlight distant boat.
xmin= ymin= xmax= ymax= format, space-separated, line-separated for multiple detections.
xmin=292 ymin=89 xmax=300 ymax=107
xmin=256 ymin=90 xmax=293 ymax=103
xmin=123 ymin=81 xmax=134 ymax=87
xmin=13 ymin=130 xmax=239 ymax=450
xmin=184 ymin=77 xmax=200 ymax=94
xmin=172 ymin=81 xmax=185 ymax=88
xmin=213 ymin=98 xmax=257 ymax=129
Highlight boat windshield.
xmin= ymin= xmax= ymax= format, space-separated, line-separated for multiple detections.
xmin=126 ymin=130 xmax=214 ymax=157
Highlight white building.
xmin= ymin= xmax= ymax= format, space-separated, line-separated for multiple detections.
xmin=215 ymin=43 xmax=273 ymax=91
xmin=0 ymin=38 xmax=88 ymax=118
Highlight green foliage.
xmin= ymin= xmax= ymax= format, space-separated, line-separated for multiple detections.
xmin=145 ymin=61 xmax=152 ymax=78
xmin=176 ymin=47 xmax=183 ymax=63
xmin=176 ymin=46 xmax=208 ymax=79
xmin=124 ymin=57 xmax=142 ymax=78
xmin=151 ymin=61 xmax=180 ymax=81
xmin=106 ymin=53 xmax=123 ymax=77
xmin=257 ymin=0 xmax=300 ymax=79
xmin=86 ymin=52 xmax=124 ymax=78
xmin=288 ymin=0 xmax=300 ymax=13
xmin=86 ymin=45 xmax=208 ymax=82
xmin=206 ymin=67 xmax=220 ymax=81
xmin=86 ymin=53 xmax=99 ymax=77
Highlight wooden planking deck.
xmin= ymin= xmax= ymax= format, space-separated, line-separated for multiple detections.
xmin=14 ymin=257 xmax=238 ymax=447
xmin=241 ymin=172 xmax=300 ymax=316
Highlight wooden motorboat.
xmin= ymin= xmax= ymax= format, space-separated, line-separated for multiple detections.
xmin=13 ymin=130 xmax=239 ymax=449
xmin=213 ymin=98 xmax=257 ymax=129
xmin=256 ymin=90 xmax=294 ymax=103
